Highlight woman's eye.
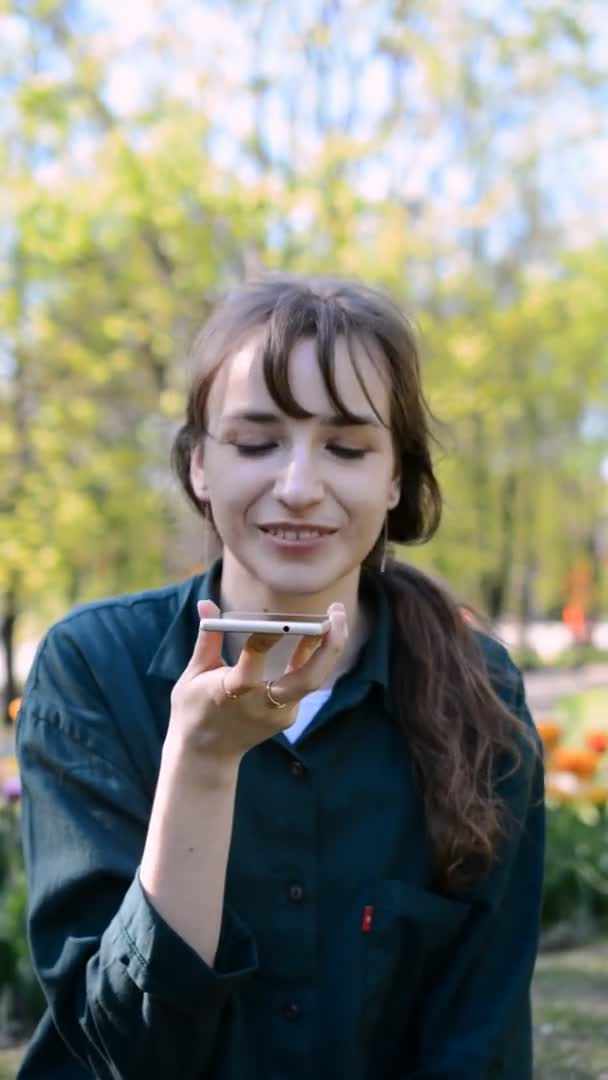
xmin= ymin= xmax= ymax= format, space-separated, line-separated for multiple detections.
xmin=231 ymin=442 xmax=367 ymax=459
xmin=233 ymin=442 xmax=277 ymax=456
xmin=329 ymin=445 xmax=368 ymax=459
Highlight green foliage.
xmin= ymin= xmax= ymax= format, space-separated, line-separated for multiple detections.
xmin=0 ymin=807 xmax=45 ymax=1032
xmin=511 ymin=646 xmax=608 ymax=672
xmin=1 ymin=0 xmax=607 ymax=641
xmin=550 ymin=646 xmax=608 ymax=670
xmin=542 ymin=803 xmax=608 ymax=934
xmin=556 ymin=687 xmax=608 ymax=744
xmin=510 ymin=646 xmax=546 ymax=672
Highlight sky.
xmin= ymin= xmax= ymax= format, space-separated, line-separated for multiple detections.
xmin=3 ymin=0 xmax=607 ymax=261
xmin=89 ymin=0 xmax=608 ymax=259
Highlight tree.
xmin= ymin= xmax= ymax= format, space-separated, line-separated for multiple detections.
xmin=1 ymin=0 xmax=607 ymax=714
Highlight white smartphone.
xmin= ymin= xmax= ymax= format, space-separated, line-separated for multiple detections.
xmin=199 ymin=611 xmax=328 ymax=636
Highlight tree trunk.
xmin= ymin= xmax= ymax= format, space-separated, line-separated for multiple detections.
xmin=1 ymin=582 xmax=19 ymax=727
xmin=481 ymin=472 xmax=518 ymax=621
xmin=515 ymin=476 xmax=538 ymax=655
xmin=584 ymin=530 xmax=602 ymax=646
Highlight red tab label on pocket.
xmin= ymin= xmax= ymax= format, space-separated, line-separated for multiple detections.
xmin=361 ymin=905 xmax=374 ymax=933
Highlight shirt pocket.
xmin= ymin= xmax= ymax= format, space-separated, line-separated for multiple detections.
xmin=358 ymin=879 xmax=471 ymax=1048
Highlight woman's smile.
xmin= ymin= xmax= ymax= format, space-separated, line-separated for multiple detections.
xmin=256 ymin=522 xmax=338 ymax=555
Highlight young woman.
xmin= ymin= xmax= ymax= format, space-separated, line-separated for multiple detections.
xmin=17 ymin=275 xmax=544 ymax=1080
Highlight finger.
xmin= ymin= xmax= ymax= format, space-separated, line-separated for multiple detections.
xmin=269 ymin=604 xmax=349 ymax=702
xmin=224 ymin=630 xmax=283 ymax=694
xmin=185 ymin=600 xmax=225 ymax=677
xmin=284 ymin=631 xmax=326 ymax=675
xmin=290 ymin=606 xmax=348 ymax=688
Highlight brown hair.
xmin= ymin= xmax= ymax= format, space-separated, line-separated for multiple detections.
xmin=172 ymin=273 xmax=538 ymax=891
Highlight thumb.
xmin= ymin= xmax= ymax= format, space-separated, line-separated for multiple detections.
xmin=186 ymin=599 xmax=225 ymax=675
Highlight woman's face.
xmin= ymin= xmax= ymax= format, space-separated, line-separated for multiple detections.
xmin=190 ymin=333 xmax=400 ymax=598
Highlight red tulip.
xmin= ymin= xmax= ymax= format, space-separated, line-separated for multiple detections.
xmin=585 ymin=731 xmax=608 ymax=754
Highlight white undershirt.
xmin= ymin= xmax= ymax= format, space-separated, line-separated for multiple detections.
xmin=283 ymin=688 xmax=333 ymax=744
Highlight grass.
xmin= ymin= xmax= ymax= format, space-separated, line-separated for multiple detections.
xmin=1 ymin=943 xmax=607 ymax=1079
xmin=0 ymin=1046 xmax=22 ymax=1080
xmin=533 ymin=940 xmax=608 ymax=1078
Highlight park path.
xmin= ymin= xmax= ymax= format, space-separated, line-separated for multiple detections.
xmin=523 ymin=662 xmax=608 ymax=714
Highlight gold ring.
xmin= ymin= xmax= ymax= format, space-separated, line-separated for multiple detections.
xmin=222 ymin=675 xmax=242 ymax=701
xmin=265 ymin=679 xmax=287 ymax=710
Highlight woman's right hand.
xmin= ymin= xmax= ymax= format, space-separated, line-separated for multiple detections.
xmin=166 ymin=599 xmax=349 ymax=765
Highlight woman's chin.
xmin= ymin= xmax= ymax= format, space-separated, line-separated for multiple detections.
xmin=251 ymin=556 xmax=342 ymax=597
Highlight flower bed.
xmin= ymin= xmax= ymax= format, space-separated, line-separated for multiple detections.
xmin=536 ymin=690 xmax=608 ymax=935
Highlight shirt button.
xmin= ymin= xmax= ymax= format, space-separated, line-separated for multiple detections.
xmin=288 ymin=883 xmax=304 ymax=903
xmin=283 ymin=1001 xmax=302 ymax=1021
xmin=290 ymin=760 xmax=305 ymax=777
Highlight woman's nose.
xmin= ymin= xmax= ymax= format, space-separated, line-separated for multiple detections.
xmin=273 ymin=451 xmax=324 ymax=506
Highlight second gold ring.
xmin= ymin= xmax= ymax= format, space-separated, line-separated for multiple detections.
xmin=265 ymin=680 xmax=287 ymax=710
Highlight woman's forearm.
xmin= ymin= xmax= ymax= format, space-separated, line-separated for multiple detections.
xmin=140 ymin=737 xmax=242 ymax=967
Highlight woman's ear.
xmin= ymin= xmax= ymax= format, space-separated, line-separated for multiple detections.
xmin=189 ymin=444 xmax=208 ymax=502
xmin=388 ymin=474 xmax=401 ymax=510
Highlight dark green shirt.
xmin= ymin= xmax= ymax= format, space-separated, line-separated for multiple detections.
xmin=16 ymin=560 xmax=544 ymax=1079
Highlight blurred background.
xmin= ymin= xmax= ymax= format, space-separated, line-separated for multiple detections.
xmin=1 ymin=1 xmax=608 ymax=1075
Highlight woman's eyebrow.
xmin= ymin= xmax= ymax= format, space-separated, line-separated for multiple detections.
xmin=221 ymin=410 xmax=380 ymax=427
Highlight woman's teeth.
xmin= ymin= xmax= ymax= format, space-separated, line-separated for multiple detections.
xmin=265 ymin=528 xmax=328 ymax=540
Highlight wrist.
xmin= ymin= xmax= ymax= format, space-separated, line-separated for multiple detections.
xmin=161 ymin=728 xmax=243 ymax=789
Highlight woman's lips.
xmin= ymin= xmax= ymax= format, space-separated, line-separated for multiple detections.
xmin=257 ymin=525 xmax=337 ymax=553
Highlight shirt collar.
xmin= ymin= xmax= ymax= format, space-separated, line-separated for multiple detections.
xmin=145 ymin=560 xmax=222 ymax=682
xmin=146 ymin=558 xmax=392 ymax=701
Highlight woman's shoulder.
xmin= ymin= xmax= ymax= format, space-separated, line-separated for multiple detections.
xmin=471 ymin=628 xmax=525 ymax=709
xmin=24 ymin=572 xmax=206 ymax=702
xmin=61 ymin=574 xmax=198 ymax=630
xmin=472 ymin=629 xmax=542 ymax=794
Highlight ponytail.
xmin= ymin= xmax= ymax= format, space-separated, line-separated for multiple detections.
xmin=380 ymin=557 xmax=539 ymax=892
